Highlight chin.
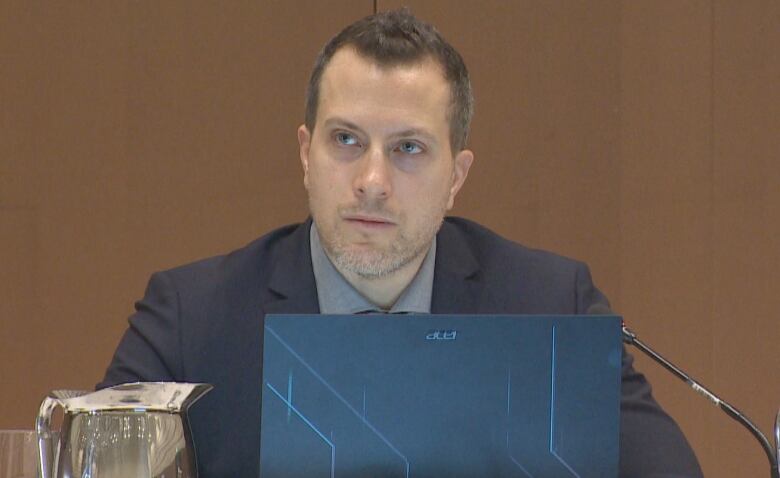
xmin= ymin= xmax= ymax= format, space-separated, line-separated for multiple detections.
xmin=332 ymin=247 xmax=409 ymax=277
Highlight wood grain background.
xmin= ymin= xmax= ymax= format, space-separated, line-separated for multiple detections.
xmin=1 ymin=1 xmax=778 ymax=476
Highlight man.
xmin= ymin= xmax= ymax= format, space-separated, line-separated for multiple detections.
xmin=100 ymin=9 xmax=703 ymax=477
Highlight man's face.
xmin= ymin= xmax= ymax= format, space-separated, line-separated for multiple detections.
xmin=298 ymin=48 xmax=473 ymax=279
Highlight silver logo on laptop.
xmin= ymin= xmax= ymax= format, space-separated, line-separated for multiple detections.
xmin=425 ymin=329 xmax=457 ymax=341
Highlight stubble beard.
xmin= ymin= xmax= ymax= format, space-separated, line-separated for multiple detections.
xmin=312 ymin=199 xmax=446 ymax=280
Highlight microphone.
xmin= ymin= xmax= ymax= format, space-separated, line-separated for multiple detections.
xmin=587 ymin=303 xmax=780 ymax=478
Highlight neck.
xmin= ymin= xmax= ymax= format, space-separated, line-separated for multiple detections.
xmin=335 ymin=251 xmax=428 ymax=310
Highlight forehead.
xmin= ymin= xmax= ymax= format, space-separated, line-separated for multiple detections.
xmin=316 ymin=48 xmax=452 ymax=134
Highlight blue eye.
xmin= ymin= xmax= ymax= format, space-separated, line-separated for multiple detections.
xmin=335 ymin=132 xmax=358 ymax=146
xmin=398 ymin=141 xmax=423 ymax=154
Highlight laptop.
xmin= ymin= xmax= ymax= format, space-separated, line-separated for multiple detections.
xmin=260 ymin=314 xmax=622 ymax=477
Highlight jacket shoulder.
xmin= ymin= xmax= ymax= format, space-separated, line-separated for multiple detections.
xmin=442 ymin=216 xmax=586 ymax=273
xmin=440 ymin=217 xmax=600 ymax=314
xmin=158 ymin=221 xmax=306 ymax=293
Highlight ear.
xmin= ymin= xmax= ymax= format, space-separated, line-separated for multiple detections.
xmin=446 ymin=148 xmax=474 ymax=210
xmin=297 ymin=124 xmax=312 ymax=189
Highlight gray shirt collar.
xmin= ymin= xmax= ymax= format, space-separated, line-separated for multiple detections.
xmin=310 ymin=223 xmax=435 ymax=314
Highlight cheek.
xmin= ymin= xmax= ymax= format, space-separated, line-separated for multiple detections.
xmin=306 ymin=156 xmax=332 ymax=188
xmin=306 ymin=162 xmax=345 ymax=208
xmin=421 ymin=166 xmax=456 ymax=199
xmin=397 ymin=176 xmax=451 ymax=216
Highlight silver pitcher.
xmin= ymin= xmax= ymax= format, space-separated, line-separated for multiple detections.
xmin=36 ymin=382 xmax=212 ymax=478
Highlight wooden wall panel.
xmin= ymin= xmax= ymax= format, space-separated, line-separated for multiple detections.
xmin=0 ymin=206 xmax=41 ymax=411
xmin=711 ymin=1 xmax=780 ymax=476
xmin=618 ymin=1 xmax=718 ymax=474
xmin=1 ymin=2 xmax=135 ymax=428
xmin=0 ymin=0 xmax=372 ymax=429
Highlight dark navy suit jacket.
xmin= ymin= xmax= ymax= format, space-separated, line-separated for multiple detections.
xmin=99 ymin=217 xmax=702 ymax=477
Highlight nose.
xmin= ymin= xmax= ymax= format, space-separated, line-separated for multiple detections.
xmin=353 ymin=146 xmax=392 ymax=200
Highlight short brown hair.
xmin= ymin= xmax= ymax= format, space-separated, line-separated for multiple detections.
xmin=304 ymin=9 xmax=474 ymax=152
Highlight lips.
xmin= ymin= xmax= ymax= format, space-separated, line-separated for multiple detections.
xmin=343 ymin=214 xmax=396 ymax=229
xmin=346 ymin=214 xmax=392 ymax=224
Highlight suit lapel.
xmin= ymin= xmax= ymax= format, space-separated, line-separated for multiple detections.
xmin=263 ymin=219 xmax=320 ymax=315
xmin=431 ymin=219 xmax=482 ymax=314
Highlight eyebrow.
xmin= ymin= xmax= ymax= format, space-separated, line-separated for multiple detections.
xmin=323 ymin=118 xmax=367 ymax=136
xmin=388 ymin=129 xmax=437 ymax=144
xmin=323 ymin=117 xmax=438 ymax=145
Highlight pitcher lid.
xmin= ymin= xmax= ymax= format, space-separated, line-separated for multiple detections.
xmin=53 ymin=382 xmax=212 ymax=413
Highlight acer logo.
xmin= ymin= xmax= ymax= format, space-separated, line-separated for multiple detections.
xmin=425 ymin=330 xmax=457 ymax=341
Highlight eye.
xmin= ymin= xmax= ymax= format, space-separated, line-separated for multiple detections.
xmin=397 ymin=141 xmax=423 ymax=154
xmin=334 ymin=131 xmax=359 ymax=146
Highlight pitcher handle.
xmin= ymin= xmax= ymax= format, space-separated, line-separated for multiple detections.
xmin=36 ymin=396 xmax=61 ymax=478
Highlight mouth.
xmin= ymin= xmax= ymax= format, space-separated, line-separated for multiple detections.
xmin=343 ymin=214 xmax=396 ymax=229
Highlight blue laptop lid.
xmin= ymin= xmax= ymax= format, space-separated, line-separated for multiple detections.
xmin=260 ymin=314 xmax=622 ymax=478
